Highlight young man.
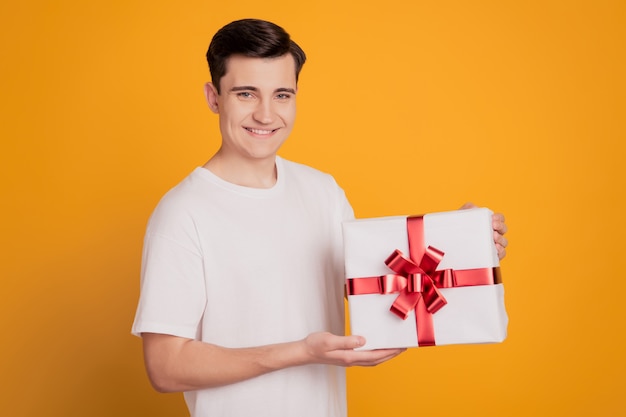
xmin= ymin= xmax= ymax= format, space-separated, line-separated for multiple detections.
xmin=132 ymin=18 xmax=508 ymax=417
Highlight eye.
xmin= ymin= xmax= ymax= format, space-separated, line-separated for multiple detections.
xmin=276 ymin=93 xmax=292 ymax=100
xmin=236 ymin=91 xmax=254 ymax=99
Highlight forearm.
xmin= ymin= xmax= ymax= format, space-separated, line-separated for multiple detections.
xmin=142 ymin=333 xmax=308 ymax=392
xmin=142 ymin=332 xmax=405 ymax=393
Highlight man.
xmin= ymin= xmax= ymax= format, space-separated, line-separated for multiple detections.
xmin=132 ymin=18 xmax=508 ymax=417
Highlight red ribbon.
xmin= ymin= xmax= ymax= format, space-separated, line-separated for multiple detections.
xmin=346 ymin=215 xmax=501 ymax=347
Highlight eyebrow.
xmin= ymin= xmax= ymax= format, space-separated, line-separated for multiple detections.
xmin=230 ymin=86 xmax=296 ymax=94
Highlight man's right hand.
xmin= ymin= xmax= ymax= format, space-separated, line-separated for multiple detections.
xmin=301 ymin=332 xmax=406 ymax=367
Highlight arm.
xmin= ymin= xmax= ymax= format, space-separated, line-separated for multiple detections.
xmin=460 ymin=202 xmax=508 ymax=260
xmin=142 ymin=331 xmax=405 ymax=393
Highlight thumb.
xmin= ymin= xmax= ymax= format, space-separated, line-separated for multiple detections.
xmin=344 ymin=335 xmax=366 ymax=349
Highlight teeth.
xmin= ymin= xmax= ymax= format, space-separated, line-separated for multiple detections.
xmin=247 ymin=128 xmax=274 ymax=135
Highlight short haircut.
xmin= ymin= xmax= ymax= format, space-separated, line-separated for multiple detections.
xmin=206 ymin=18 xmax=307 ymax=94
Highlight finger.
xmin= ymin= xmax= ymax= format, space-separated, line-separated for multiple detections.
xmin=333 ymin=335 xmax=365 ymax=350
xmin=492 ymin=212 xmax=505 ymax=223
xmin=349 ymin=348 xmax=406 ymax=366
xmin=492 ymin=216 xmax=508 ymax=234
xmin=460 ymin=202 xmax=476 ymax=210
xmin=367 ymin=348 xmax=406 ymax=364
xmin=493 ymin=231 xmax=508 ymax=248
xmin=496 ymin=244 xmax=507 ymax=260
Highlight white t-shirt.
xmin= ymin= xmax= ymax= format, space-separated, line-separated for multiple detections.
xmin=132 ymin=156 xmax=354 ymax=417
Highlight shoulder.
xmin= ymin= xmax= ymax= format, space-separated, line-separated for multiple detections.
xmin=145 ymin=169 xmax=208 ymax=234
xmin=279 ymin=157 xmax=340 ymax=188
xmin=278 ymin=157 xmax=354 ymax=219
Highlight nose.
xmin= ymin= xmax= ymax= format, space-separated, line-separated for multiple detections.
xmin=252 ymin=98 xmax=275 ymax=124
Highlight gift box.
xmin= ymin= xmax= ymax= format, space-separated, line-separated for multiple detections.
xmin=343 ymin=207 xmax=508 ymax=350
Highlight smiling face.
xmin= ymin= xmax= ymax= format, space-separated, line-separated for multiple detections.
xmin=205 ymin=54 xmax=298 ymax=165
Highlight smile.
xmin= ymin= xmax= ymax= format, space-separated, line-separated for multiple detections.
xmin=245 ymin=127 xmax=278 ymax=135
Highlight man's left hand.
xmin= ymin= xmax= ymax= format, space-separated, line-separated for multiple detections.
xmin=461 ymin=202 xmax=508 ymax=260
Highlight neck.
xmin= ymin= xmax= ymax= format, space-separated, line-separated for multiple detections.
xmin=203 ymin=151 xmax=278 ymax=189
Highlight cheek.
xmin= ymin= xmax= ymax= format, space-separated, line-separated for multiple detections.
xmin=280 ymin=104 xmax=297 ymax=123
xmin=221 ymin=104 xmax=249 ymax=123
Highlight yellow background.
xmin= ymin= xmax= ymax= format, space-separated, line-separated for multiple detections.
xmin=1 ymin=1 xmax=624 ymax=416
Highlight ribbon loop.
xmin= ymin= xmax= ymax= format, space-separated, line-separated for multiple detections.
xmin=379 ymin=274 xmax=406 ymax=294
xmin=420 ymin=246 xmax=445 ymax=274
xmin=406 ymin=273 xmax=423 ymax=293
xmin=389 ymin=291 xmax=421 ymax=320
xmin=385 ymin=250 xmax=421 ymax=276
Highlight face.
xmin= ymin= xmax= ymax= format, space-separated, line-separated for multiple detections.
xmin=205 ymin=54 xmax=298 ymax=163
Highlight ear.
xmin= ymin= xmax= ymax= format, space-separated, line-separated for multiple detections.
xmin=204 ymin=82 xmax=220 ymax=114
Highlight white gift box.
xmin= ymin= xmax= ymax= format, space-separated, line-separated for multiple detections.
xmin=343 ymin=208 xmax=508 ymax=350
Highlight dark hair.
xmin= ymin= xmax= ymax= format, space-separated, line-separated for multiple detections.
xmin=206 ymin=19 xmax=307 ymax=94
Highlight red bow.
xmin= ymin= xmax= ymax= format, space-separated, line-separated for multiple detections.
xmin=384 ymin=247 xmax=448 ymax=320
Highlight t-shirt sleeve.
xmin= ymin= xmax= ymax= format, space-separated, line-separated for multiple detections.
xmin=333 ymin=177 xmax=355 ymax=222
xmin=131 ymin=208 xmax=207 ymax=339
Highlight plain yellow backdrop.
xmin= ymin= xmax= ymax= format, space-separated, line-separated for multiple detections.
xmin=1 ymin=0 xmax=624 ymax=416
